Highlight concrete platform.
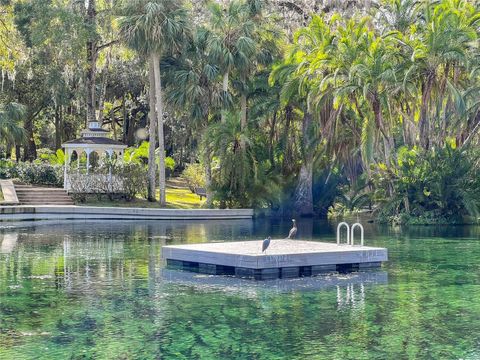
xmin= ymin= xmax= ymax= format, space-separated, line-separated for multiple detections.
xmin=162 ymin=240 xmax=388 ymax=280
xmin=0 ymin=205 xmax=254 ymax=221
xmin=0 ymin=180 xmax=19 ymax=205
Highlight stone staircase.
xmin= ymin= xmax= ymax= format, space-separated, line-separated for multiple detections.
xmin=14 ymin=184 xmax=75 ymax=206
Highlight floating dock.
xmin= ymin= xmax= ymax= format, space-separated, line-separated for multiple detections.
xmin=162 ymin=240 xmax=388 ymax=280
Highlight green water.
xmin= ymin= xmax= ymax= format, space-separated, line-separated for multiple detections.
xmin=1 ymin=219 xmax=479 ymax=360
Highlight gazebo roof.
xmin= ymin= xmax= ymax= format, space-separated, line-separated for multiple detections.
xmin=85 ymin=127 xmax=109 ymax=133
xmin=62 ymin=121 xmax=127 ymax=149
xmin=63 ymin=137 xmax=126 ymax=147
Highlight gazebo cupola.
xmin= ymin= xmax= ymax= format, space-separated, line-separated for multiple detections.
xmin=62 ymin=120 xmax=127 ymax=190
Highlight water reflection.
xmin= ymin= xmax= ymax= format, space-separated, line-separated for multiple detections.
xmin=0 ymin=232 xmax=18 ymax=254
xmin=160 ymin=268 xmax=388 ymax=295
xmin=0 ymin=220 xmax=258 ymax=296
xmin=0 ymin=219 xmax=393 ymax=294
xmin=336 ymin=283 xmax=365 ymax=311
xmin=1 ymin=219 xmax=480 ymax=359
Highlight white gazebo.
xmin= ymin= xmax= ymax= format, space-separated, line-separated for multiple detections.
xmin=62 ymin=120 xmax=127 ymax=191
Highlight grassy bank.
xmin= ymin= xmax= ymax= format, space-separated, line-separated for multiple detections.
xmin=78 ymin=186 xmax=205 ymax=210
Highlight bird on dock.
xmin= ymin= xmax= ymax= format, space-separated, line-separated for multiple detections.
xmin=262 ymin=236 xmax=271 ymax=254
xmin=287 ymin=219 xmax=297 ymax=239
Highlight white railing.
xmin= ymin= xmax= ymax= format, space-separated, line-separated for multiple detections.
xmin=351 ymin=223 xmax=364 ymax=246
xmin=337 ymin=222 xmax=364 ymax=246
xmin=65 ymin=173 xmax=125 ymax=193
xmin=336 ymin=222 xmax=350 ymax=245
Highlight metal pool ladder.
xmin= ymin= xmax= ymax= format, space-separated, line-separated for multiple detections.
xmin=337 ymin=222 xmax=364 ymax=246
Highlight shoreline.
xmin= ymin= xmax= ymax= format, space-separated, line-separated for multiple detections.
xmin=0 ymin=205 xmax=254 ymax=221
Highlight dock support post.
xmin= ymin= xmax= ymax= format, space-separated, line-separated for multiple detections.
xmin=199 ymin=263 xmax=218 ymax=275
xmin=281 ymin=267 xmax=300 ymax=279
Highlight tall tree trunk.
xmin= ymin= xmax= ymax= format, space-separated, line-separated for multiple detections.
xmin=97 ymin=47 xmax=111 ymax=125
xmin=269 ymin=111 xmax=277 ymax=167
xmin=15 ymin=145 xmax=21 ymax=162
xmin=419 ymin=72 xmax=435 ymax=150
xmin=126 ymin=115 xmax=135 ymax=146
xmin=85 ymin=0 xmax=98 ymax=124
xmin=240 ymin=93 xmax=247 ymax=127
xmin=294 ymin=160 xmax=314 ymax=216
xmin=111 ymin=105 xmax=117 ymax=140
xmin=204 ymin=142 xmax=213 ymax=208
xmin=122 ymin=95 xmax=128 ymax=143
xmin=24 ymin=117 xmax=37 ymax=161
xmin=147 ymin=57 xmax=157 ymax=202
xmin=240 ymin=93 xmax=247 ymax=148
xmin=54 ymin=105 xmax=63 ymax=150
xmin=240 ymin=74 xmax=247 ymax=130
xmin=293 ymin=112 xmax=314 ymax=216
xmin=282 ymin=105 xmax=294 ymax=175
xmin=5 ymin=142 xmax=12 ymax=159
xmin=152 ymin=52 xmax=166 ymax=206
xmin=371 ymin=95 xmax=393 ymax=164
xmin=221 ymin=72 xmax=229 ymax=123
xmin=97 ymin=78 xmax=107 ymax=125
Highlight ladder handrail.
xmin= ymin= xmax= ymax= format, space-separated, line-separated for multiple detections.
xmin=351 ymin=223 xmax=364 ymax=246
xmin=336 ymin=222 xmax=350 ymax=245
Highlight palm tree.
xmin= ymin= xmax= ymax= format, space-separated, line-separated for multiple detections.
xmin=205 ymin=111 xmax=281 ymax=208
xmin=206 ymin=112 xmax=250 ymax=206
xmin=0 ymin=103 xmax=25 ymax=156
xmin=206 ymin=0 xmax=257 ymax=123
xmin=146 ymin=58 xmax=158 ymax=201
xmin=163 ymin=26 xmax=224 ymax=205
xmin=373 ymin=0 xmax=421 ymax=33
xmin=343 ymin=35 xmax=400 ymax=162
xmin=270 ymin=15 xmax=340 ymax=216
xmin=120 ymin=0 xmax=189 ymax=205
xmin=401 ymin=0 xmax=477 ymax=149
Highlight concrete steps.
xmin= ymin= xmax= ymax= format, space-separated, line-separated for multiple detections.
xmin=14 ymin=184 xmax=74 ymax=205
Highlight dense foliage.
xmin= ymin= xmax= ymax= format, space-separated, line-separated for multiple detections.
xmin=0 ymin=0 xmax=479 ymax=222
xmin=372 ymin=145 xmax=480 ymax=224
xmin=0 ymin=159 xmax=63 ymax=186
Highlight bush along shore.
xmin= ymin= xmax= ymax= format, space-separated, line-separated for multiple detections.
xmin=1 ymin=143 xmax=479 ymax=224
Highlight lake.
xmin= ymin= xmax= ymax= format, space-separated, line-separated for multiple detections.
xmin=1 ymin=219 xmax=479 ymax=359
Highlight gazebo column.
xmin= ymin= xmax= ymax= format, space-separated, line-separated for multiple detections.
xmin=61 ymin=122 xmax=127 ymax=195
xmin=63 ymin=148 xmax=71 ymax=189
xmin=107 ymin=149 xmax=113 ymax=193
xmin=86 ymin=148 xmax=92 ymax=174
xmin=77 ymin=149 xmax=81 ymax=172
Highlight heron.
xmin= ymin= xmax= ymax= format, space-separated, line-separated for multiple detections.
xmin=262 ymin=236 xmax=271 ymax=254
xmin=287 ymin=219 xmax=297 ymax=239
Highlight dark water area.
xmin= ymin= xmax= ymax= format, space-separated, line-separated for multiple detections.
xmin=0 ymin=219 xmax=479 ymax=359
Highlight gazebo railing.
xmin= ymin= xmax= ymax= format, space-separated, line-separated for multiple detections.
xmin=66 ymin=172 xmax=125 ymax=193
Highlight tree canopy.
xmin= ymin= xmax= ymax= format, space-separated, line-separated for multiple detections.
xmin=0 ymin=0 xmax=479 ymax=223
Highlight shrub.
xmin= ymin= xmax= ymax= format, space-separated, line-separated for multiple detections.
xmin=39 ymin=149 xmax=65 ymax=165
xmin=124 ymin=141 xmax=175 ymax=178
xmin=117 ymin=163 xmax=148 ymax=201
xmin=182 ymin=163 xmax=206 ymax=192
xmin=15 ymin=162 xmax=64 ymax=187
xmin=68 ymin=163 xmax=148 ymax=202
xmin=165 ymin=156 xmax=175 ymax=178
xmin=0 ymin=160 xmax=63 ymax=186
xmin=123 ymin=141 xmax=149 ymax=164
xmin=371 ymin=145 xmax=480 ymax=224
xmin=0 ymin=159 xmax=18 ymax=179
